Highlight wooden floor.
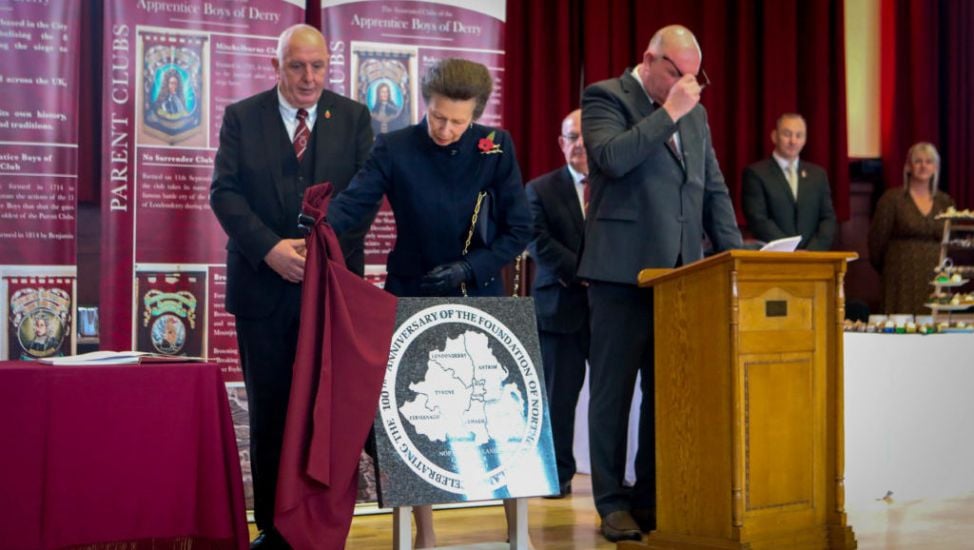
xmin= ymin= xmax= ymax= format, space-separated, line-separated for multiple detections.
xmin=250 ymin=475 xmax=974 ymax=549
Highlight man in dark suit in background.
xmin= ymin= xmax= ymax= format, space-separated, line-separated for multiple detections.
xmin=525 ymin=108 xmax=590 ymax=499
xmin=579 ymin=25 xmax=742 ymax=542
xmin=210 ymin=24 xmax=373 ymax=549
xmin=742 ymin=113 xmax=836 ymax=250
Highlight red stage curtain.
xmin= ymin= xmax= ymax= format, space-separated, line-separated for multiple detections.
xmin=942 ymin=1 xmax=974 ymax=208
xmin=504 ymin=0 xmax=850 ymax=221
xmin=504 ymin=0 xmax=584 ymax=182
xmin=881 ymin=0 xmax=974 ymax=209
xmin=880 ymin=0 xmax=940 ymax=194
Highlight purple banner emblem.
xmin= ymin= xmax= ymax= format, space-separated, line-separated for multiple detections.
xmin=140 ymin=31 xmax=207 ymax=145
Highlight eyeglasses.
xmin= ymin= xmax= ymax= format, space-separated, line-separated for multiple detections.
xmin=661 ymin=55 xmax=711 ymax=89
xmin=561 ymin=133 xmax=582 ymax=143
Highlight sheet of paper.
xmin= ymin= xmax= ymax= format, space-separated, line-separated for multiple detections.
xmin=759 ymin=235 xmax=801 ymax=252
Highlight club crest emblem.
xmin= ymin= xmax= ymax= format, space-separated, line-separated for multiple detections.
xmin=357 ymin=53 xmax=412 ymax=135
xmin=143 ymin=290 xmax=197 ymax=355
xmin=9 ymin=286 xmax=71 ymax=360
xmin=141 ymin=32 xmax=207 ymax=144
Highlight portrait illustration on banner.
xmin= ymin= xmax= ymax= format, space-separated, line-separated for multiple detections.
xmin=137 ymin=30 xmax=209 ymax=147
xmin=5 ymin=279 xmax=73 ymax=361
xmin=136 ymin=271 xmax=204 ymax=357
xmin=351 ymin=43 xmax=417 ymax=135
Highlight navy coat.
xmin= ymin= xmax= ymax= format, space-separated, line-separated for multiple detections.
xmin=328 ymin=120 xmax=532 ymax=296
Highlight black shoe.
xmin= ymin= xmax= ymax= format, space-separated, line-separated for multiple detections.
xmin=600 ymin=510 xmax=643 ymax=542
xmin=543 ymin=480 xmax=572 ymax=499
xmin=250 ymin=529 xmax=290 ymax=550
xmin=631 ymin=507 xmax=657 ymax=532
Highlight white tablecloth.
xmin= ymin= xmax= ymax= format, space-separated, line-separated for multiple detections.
xmin=571 ymin=333 xmax=974 ymax=505
xmin=843 ymin=332 xmax=974 ymax=504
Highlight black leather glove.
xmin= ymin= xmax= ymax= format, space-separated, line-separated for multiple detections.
xmin=419 ymin=261 xmax=473 ymax=295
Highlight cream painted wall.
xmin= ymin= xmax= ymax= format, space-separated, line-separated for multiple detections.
xmin=845 ymin=0 xmax=881 ymax=158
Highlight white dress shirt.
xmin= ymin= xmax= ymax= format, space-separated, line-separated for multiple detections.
xmin=277 ymin=89 xmax=319 ymax=141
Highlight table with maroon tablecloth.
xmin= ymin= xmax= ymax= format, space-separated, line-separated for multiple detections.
xmin=0 ymin=361 xmax=249 ymax=550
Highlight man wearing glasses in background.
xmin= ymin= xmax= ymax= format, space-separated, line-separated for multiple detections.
xmin=578 ymin=24 xmax=742 ymax=543
xmin=525 ymin=108 xmax=590 ymax=501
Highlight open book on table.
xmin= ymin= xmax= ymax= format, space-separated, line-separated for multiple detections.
xmin=38 ymin=351 xmax=205 ymax=366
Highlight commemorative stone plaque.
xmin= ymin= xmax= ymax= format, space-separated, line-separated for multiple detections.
xmin=373 ymin=297 xmax=559 ymax=507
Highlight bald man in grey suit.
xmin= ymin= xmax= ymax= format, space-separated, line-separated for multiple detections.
xmin=579 ymin=25 xmax=742 ymax=542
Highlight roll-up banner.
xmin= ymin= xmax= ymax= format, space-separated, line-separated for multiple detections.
xmin=322 ymin=0 xmax=507 ymax=283
xmin=0 ymin=1 xmax=81 ymax=360
xmin=99 ymin=0 xmax=303 ymax=384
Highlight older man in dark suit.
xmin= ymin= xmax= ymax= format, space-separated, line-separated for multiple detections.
xmin=210 ymin=24 xmax=373 ymax=548
xmin=742 ymin=113 xmax=836 ymax=250
xmin=579 ymin=25 xmax=742 ymax=542
xmin=525 ymin=108 xmax=590 ymax=499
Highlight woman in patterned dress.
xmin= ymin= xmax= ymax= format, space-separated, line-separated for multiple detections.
xmin=868 ymin=142 xmax=955 ymax=314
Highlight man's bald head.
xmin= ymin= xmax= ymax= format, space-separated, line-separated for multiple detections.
xmin=272 ymin=24 xmax=329 ymax=109
xmin=647 ymin=25 xmax=700 ymax=57
xmin=558 ymin=109 xmax=587 ymax=175
xmin=639 ymin=25 xmax=703 ymax=106
xmin=276 ymin=24 xmax=327 ymax=64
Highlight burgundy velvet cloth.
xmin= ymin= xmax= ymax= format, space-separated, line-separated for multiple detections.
xmin=274 ymin=183 xmax=397 ymax=550
xmin=0 ymin=362 xmax=248 ymax=550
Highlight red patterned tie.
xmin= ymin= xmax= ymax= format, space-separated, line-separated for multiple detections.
xmin=582 ymin=177 xmax=591 ymax=216
xmin=294 ymin=108 xmax=310 ymax=162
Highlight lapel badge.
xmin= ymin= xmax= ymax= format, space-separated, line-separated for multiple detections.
xmin=325 ymin=109 xmax=332 ymax=119
xmin=801 ymin=169 xmax=807 ymax=178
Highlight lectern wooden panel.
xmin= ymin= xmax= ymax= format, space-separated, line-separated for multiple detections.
xmin=626 ymin=251 xmax=857 ymax=550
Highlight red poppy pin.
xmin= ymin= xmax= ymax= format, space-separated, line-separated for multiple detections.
xmin=478 ymin=131 xmax=503 ymax=155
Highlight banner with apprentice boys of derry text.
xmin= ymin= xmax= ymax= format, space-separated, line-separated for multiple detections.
xmin=0 ymin=1 xmax=81 ymax=360
xmin=99 ymin=0 xmax=303 ymax=382
xmin=322 ymin=0 xmax=507 ymax=285
xmin=101 ymin=0 xmax=303 ymax=513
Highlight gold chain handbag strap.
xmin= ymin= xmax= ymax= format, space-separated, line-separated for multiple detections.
xmin=511 ymin=251 xmax=524 ymax=296
xmin=460 ymin=191 xmax=522 ymax=298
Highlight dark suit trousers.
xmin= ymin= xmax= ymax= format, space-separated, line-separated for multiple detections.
xmin=234 ymin=283 xmax=302 ymax=531
xmin=538 ymin=325 xmax=589 ymax=485
xmin=587 ymin=282 xmax=655 ymax=518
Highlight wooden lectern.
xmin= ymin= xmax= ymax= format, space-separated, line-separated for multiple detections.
xmin=626 ymin=250 xmax=858 ymax=550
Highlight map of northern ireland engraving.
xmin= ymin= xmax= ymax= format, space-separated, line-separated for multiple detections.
xmin=374 ymin=300 xmax=559 ymax=505
xmin=400 ymin=330 xmax=526 ymax=445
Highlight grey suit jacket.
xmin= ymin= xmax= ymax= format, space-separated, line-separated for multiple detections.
xmin=741 ymin=158 xmax=836 ymax=251
xmin=577 ymin=70 xmax=742 ymax=284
